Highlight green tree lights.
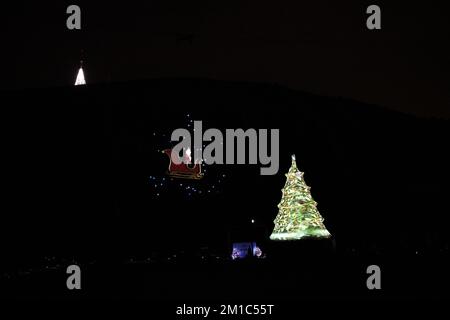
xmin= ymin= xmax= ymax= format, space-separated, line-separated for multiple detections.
xmin=270 ymin=155 xmax=331 ymax=241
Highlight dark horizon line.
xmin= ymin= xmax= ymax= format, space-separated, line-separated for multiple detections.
xmin=3 ymin=76 xmax=449 ymax=121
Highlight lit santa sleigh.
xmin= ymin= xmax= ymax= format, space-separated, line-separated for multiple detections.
xmin=162 ymin=148 xmax=204 ymax=180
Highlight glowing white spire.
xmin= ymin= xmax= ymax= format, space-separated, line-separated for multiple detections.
xmin=75 ymin=67 xmax=86 ymax=85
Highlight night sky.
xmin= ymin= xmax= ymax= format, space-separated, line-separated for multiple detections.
xmin=4 ymin=1 xmax=450 ymax=118
xmin=1 ymin=1 xmax=450 ymax=302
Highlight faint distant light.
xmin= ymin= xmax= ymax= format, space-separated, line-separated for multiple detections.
xmin=251 ymin=219 xmax=255 ymax=224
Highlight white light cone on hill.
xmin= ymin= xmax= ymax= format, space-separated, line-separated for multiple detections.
xmin=75 ymin=67 xmax=86 ymax=86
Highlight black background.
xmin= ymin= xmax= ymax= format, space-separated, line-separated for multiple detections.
xmin=3 ymin=1 xmax=450 ymax=118
xmin=1 ymin=0 xmax=449 ymax=305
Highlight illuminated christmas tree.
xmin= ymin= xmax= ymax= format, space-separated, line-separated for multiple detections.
xmin=270 ymin=155 xmax=331 ymax=240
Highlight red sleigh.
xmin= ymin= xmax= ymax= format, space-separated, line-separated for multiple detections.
xmin=162 ymin=148 xmax=204 ymax=180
